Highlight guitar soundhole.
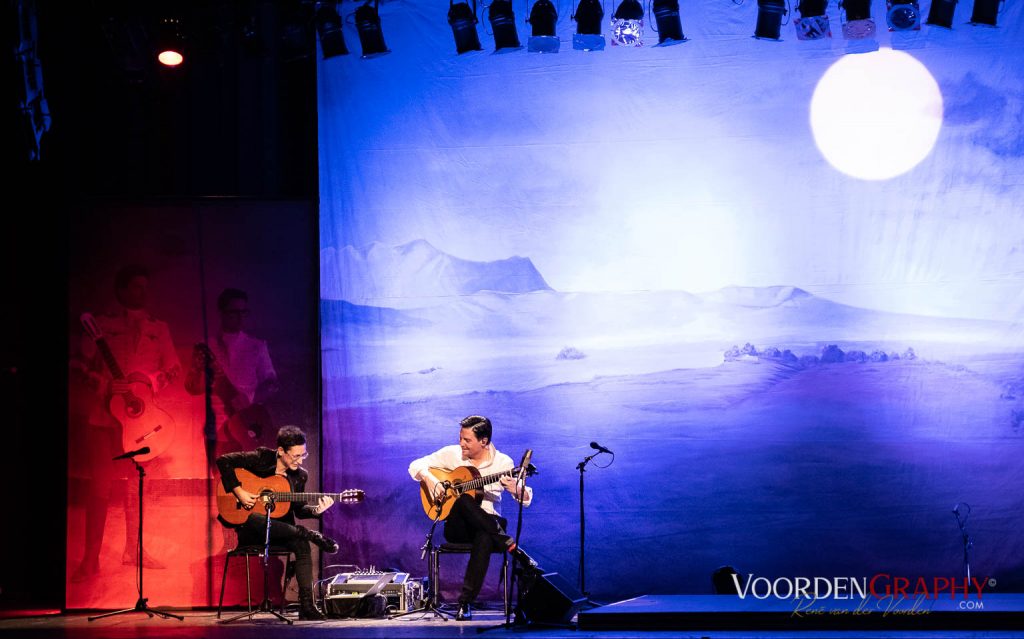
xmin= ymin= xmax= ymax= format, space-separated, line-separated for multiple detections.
xmin=125 ymin=395 xmax=144 ymax=418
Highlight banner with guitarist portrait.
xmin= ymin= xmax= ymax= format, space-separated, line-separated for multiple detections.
xmin=66 ymin=202 xmax=319 ymax=609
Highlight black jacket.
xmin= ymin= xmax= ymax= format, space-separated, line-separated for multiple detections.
xmin=215 ymin=447 xmax=320 ymax=525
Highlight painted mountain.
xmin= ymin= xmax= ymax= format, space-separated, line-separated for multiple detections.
xmin=321 ymin=239 xmax=551 ymax=305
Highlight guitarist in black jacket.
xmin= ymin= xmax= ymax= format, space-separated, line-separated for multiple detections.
xmin=216 ymin=426 xmax=339 ymax=620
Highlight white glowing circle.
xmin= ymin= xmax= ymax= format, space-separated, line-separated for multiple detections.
xmin=158 ymin=50 xmax=184 ymax=67
xmin=810 ymin=48 xmax=943 ymax=181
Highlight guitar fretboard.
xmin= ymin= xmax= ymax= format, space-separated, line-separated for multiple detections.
xmin=261 ymin=490 xmax=363 ymax=504
xmin=267 ymin=492 xmax=334 ymax=503
xmin=96 ymin=338 xmax=127 ymax=380
xmin=455 ymin=468 xmax=520 ymax=493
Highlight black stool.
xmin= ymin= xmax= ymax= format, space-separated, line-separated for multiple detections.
xmin=217 ymin=545 xmax=294 ymax=618
xmin=431 ymin=542 xmax=510 ymax=617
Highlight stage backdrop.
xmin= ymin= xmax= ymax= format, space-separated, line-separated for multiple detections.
xmin=66 ymin=201 xmax=318 ymax=609
xmin=318 ymin=0 xmax=1024 ymax=601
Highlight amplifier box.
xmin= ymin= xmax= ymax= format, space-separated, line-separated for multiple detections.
xmin=325 ymin=571 xmax=424 ymax=615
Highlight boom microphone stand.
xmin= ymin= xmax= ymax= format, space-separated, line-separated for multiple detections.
xmin=577 ymin=442 xmax=612 ymax=608
xmin=89 ymin=455 xmax=183 ymax=622
xmin=220 ymin=498 xmax=291 ymax=624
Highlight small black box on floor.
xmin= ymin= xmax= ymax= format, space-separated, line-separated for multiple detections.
xmin=516 ymin=570 xmax=587 ymax=625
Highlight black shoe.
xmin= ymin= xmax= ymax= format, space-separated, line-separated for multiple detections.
xmin=299 ymin=593 xmax=327 ymax=621
xmin=299 ymin=603 xmax=326 ymax=621
xmin=508 ymin=544 xmax=539 ymax=570
xmin=455 ymin=603 xmax=472 ymax=621
xmin=305 ymin=529 xmax=339 ymax=554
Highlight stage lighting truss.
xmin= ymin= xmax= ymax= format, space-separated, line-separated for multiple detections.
xmin=572 ymin=0 xmax=606 ymax=50
xmin=839 ymin=0 xmax=876 ymax=38
xmin=355 ymin=0 xmax=390 ymax=57
xmin=794 ymin=0 xmax=831 ymax=39
xmin=488 ymin=0 xmax=521 ymax=50
xmin=528 ymin=0 xmax=560 ymax=52
xmin=925 ymin=0 xmax=957 ymax=27
xmin=449 ymin=0 xmax=483 ymax=53
xmin=652 ymin=0 xmax=687 ymax=44
xmin=754 ymin=0 xmax=788 ymax=40
xmin=315 ymin=1 xmax=349 ymax=58
xmin=969 ymin=0 xmax=1002 ymax=26
xmin=886 ymin=0 xmax=921 ymax=31
xmin=611 ymin=0 xmax=644 ymax=47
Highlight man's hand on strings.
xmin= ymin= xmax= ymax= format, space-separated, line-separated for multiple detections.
xmin=233 ymin=487 xmax=257 ymax=510
xmin=500 ymin=475 xmax=525 ymax=500
xmin=313 ymin=495 xmax=335 ymax=515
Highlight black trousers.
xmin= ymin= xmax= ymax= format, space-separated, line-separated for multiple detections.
xmin=237 ymin=514 xmax=314 ymax=597
xmin=443 ymin=494 xmax=509 ymax=604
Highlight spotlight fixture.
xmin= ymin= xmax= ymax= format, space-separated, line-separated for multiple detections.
xmin=754 ymin=0 xmax=787 ymax=40
xmin=449 ymin=0 xmax=483 ymax=53
xmin=652 ymin=0 xmax=686 ymax=44
xmin=925 ymin=0 xmax=957 ymax=27
xmin=969 ymin=0 xmax=1000 ymax=26
xmin=839 ymin=0 xmax=876 ymax=38
xmin=794 ymin=0 xmax=831 ymax=39
xmin=528 ymin=0 xmax=559 ymax=51
xmin=315 ymin=1 xmax=349 ymax=58
xmin=355 ymin=0 xmax=390 ymax=56
xmin=487 ymin=0 xmax=521 ymax=50
xmin=155 ymin=17 xmax=185 ymax=66
xmin=611 ymin=0 xmax=644 ymax=47
xmin=886 ymin=0 xmax=921 ymax=30
xmin=572 ymin=0 xmax=606 ymax=49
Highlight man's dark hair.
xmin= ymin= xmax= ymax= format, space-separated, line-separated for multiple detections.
xmin=277 ymin=426 xmax=307 ymax=450
xmin=217 ymin=287 xmax=249 ymax=311
xmin=114 ymin=264 xmax=149 ymax=291
xmin=460 ymin=415 xmax=492 ymax=444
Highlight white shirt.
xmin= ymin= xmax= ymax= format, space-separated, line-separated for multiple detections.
xmin=211 ymin=331 xmax=276 ymax=403
xmin=408 ymin=444 xmax=533 ymax=516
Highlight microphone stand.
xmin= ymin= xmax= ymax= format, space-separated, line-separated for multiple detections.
xmin=953 ymin=504 xmax=973 ymax=582
xmin=576 ymin=451 xmax=600 ymax=601
xmin=480 ymin=470 xmax=553 ymax=634
xmin=89 ymin=459 xmax=183 ymax=622
xmin=390 ymin=483 xmax=455 ymax=620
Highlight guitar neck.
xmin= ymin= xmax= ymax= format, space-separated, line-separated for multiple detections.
xmin=95 ymin=338 xmax=126 ymax=379
xmin=456 ymin=468 xmax=518 ymax=493
xmin=269 ymin=492 xmax=336 ymax=503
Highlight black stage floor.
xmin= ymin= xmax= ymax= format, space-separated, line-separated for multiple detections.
xmin=3 ymin=596 xmax=1023 ymax=639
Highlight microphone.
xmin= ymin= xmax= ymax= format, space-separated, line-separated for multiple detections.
xmin=590 ymin=441 xmax=614 ymax=455
xmin=517 ymin=449 xmax=533 ymax=484
xmin=113 ymin=446 xmax=150 ymax=460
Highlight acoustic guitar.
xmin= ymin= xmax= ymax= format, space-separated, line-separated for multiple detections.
xmin=80 ymin=312 xmax=176 ymax=463
xmin=419 ymin=464 xmax=537 ymax=521
xmin=217 ymin=468 xmax=365 ymax=526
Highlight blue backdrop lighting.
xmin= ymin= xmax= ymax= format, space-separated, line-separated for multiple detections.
xmin=317 ymin=0 xmax=1024 ymax=600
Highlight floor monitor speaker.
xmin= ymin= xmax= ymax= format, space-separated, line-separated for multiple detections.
xmin=516 ymin=570 xmax=587 ymax=625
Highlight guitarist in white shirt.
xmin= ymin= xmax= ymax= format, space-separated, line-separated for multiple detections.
xmin=185 ymin=287 xmax=278 ymax=458
xmin=408 ymin=415 xmax=536 ymax=621
xmin=71 ymin=264 xmax=181 ymax=583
